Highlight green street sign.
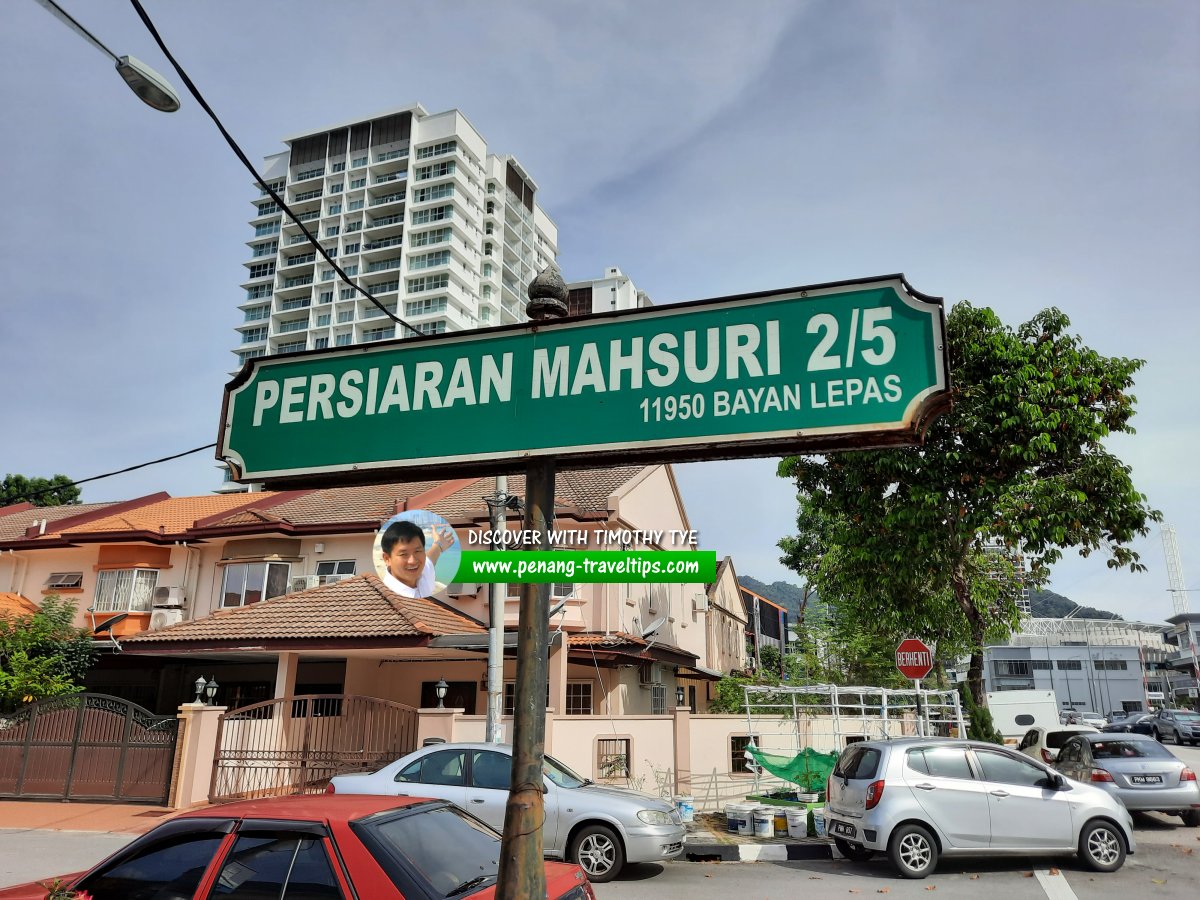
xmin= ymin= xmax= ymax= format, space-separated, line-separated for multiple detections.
xmin=219 ymin=274 xmax=949 ymax=486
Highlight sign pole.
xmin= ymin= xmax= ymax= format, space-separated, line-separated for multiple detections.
xmin=496 ymin=266 xmax=569 ymax=900
xmin=914 ymin=678 xmax=924 ymax=737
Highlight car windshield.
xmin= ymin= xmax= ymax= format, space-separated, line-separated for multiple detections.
xmin=357 ymin=803 xmax=501 ymax=897
xmin=543 ymin=754 xmax=588 ymax=788
xmin=1090 ymin=740 xmax=1173 ymax=760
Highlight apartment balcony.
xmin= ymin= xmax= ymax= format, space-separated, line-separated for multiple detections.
xmin=365 ymin=214 xmax=405 ymax=240
xmin=372 ymin=149 xmax=409 ymax=177
xmin=290 ymin=166 xmax=325 ymax=186
xmin=282 ymin=252 xmax=316 ymax=269
xmin=291 ymin=188 xmax=323 ymax=203
xmin=360 ymin=303 xmax=399 ymax=320
xmin=277 ymin=296 xmax=311 ymax=312
xmin=368 ymin=190 xmax=406 ymax=209
xmin=293 ymin=210 xmax=320 ymax=224
xmin=373 ymin=171 xmax=408 ymax=186
xmin=276 ymin=317 xmax=309 ymax=334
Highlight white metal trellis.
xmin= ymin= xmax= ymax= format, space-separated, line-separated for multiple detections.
xmin=739 ymin=683 xmax=967 ymax=793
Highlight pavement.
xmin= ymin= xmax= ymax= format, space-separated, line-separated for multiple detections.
xmin=0 ymin=801 xmax=179 ymax=835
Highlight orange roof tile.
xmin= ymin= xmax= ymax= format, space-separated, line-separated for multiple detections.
xmin=0 ymin=502 xmax=122 ymax=542
xmin=63 ymin=494 xmax=276 ymax=537
xmin=122 ymin=574 xmax=484 ymax=646
xmin=0 ymin=593 xmax=39 ymax=617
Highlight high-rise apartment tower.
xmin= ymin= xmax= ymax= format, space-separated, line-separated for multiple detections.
xmin=233 ymin=104 xmax=559 ymax=366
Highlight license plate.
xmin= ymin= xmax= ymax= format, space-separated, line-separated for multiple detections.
xmin=1130 ymin=774 xmax=1162 ymax=785
xmin=831 ymin=821 xmax=856 ymax=838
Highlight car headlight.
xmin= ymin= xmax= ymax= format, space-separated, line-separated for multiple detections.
xmin=637 ymin=809 xmax=673 ymax=825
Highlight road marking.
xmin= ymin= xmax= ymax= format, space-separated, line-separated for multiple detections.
xmin=1035 ymin=868 xmax=1079 ymax=900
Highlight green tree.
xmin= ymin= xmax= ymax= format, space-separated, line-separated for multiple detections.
xmin=0 ymin=596 xmax=95 ymax=712
xmin=1 ymin=473 xmax=80 ymax=507
xmin=778 ymin=304 xmax=1159 ymax=706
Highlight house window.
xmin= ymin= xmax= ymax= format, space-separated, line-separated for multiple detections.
xmin=1030 ymin=659 xmax=1052 ymax=670
xmin=44 ymin=572 xmax=83 ymax=590
xmin=650 ymin=683 xmax=667 ymax=715
xmin=315 ymin=560 xmax=356 ymax=583
xmin=247 ymin=262 xmax=275 ymax=279
xmin=565 ymin=682 xmax=592 ymax=715
xmin=313 ymin=337 xmax=328 ymax=349
xmin=502 ymin=681 xmax=550 ymax=716
xmin=1094 ymin=659 xmax=1128 ymax=671
xmin=993 ymin=659 xmax=1031 ymax=677
xmin=1056 ymin=659 xmax=1083 ymax=670
xmin=597 ymin=738 xmax=631 ymax=780
xmin=221 ymin=562 xmax=291 ymax=608
xmin=731 ymin=735 xmax=758 ymax=774
xmin=335 ymin=333 xmax=352 ymax=346
xmin=94 ymin=569 xmax=159 ymax=613
xmin=325 ymin=226 xmax=340 ymax=237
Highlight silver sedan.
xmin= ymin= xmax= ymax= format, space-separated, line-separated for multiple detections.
xmin=328 ymin=741 xmax=684 ymax=882
xmin=1053 ymin=732 xmax=1200 ymax=826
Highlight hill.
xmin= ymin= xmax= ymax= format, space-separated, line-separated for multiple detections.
xmin=1028 ymin=589 xmax=1121 ymax=620
xmin=738 ymin=575 xmax=819 ymax=622
xmin=738 ymin=579 xmax=1122 ymax=624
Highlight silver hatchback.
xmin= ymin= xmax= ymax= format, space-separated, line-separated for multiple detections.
xmin=825 ymin=737 xmax=1135 ymax=878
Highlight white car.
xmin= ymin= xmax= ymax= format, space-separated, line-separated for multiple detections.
xmin=328 ymin=741 xmax=684 ymax=882
xmin=1017 ymin=725 xmax=1100 ymax=763
xmin=1061 ymin=709 xmax=1107 ymax=729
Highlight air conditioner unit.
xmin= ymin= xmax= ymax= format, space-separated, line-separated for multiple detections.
xmin=290 ymin=575 xmax=320 ymax=593
xmin=318 ymin=573 xmax=353 ymax=586
xmin=149 ymin=608 xmax=183 ymax=631
xmin=446 ymin=583 xmax=479 ymax=596
xmin=638 ymin=663 xmax=661 ymax=687
xmin=152 ymin=586 xmax=185 ymax=608
xmin=692 ymin=593 xmax=710 ymax=612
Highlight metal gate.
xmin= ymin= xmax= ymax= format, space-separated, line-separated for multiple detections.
xmin=210 ymin=694 xmax=418 ymax=802
xmin=0 ymin=694 xmax=179 ymax=803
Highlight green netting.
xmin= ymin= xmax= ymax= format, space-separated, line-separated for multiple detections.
xmin=745 ymin=746 xmax=839 ymax=791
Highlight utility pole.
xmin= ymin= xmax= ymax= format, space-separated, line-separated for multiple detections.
xmin=484 ymin=478 xmax=514 ymax=744
xmin=495 ymin=266 xmax=568 ymax=900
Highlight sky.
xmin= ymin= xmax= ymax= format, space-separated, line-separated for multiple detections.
xmin=1 ymin=1 xmax=1196 ymax=624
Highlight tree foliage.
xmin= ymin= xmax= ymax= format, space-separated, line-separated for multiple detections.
xmin=0 ymin=597 xmax=95 ymax=712
xmin=1 ymin=473 xmax=80 ymax=507
xmin=778 ymin=304 xmax=1160 ymax=706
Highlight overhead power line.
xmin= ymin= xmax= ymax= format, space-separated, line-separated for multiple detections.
xmin=16 ymin=443 xmax=217 ymax=501
xmin=127 ymin=0 xmax=423 ymax=337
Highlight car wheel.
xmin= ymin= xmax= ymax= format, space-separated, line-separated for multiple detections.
xmin=1153 ymin=729 xmax=1163 ymax=742
xmin=1079 ymin=820 xmax=1126 ymax=872
xmin=569 ymin=824 xmax=625 ymax=883
xmin=1181 ymin=809 xmax=1200 ymax=828
xmin=887 ymin=824 xmax=938 ymax=879
xmin=834 ymin=837 xmax=874 ymax=861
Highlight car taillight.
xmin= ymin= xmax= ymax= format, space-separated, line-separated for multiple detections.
xmin=865 ymin=780 xmax=885 ymax=810
xmin=325 ymin=782 xmax=336 ymax=794
xmin=1181 ymin=768 xmax=1196 ymax=782
xmin=1090 ymin=768 xmax=1115 ymax=783
xmin=1041 ymin=749 xmax=1054 ymax=763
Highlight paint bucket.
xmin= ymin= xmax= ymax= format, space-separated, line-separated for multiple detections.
xmin=674 ymin=795 xmax=695 ymax=823
xmin=752 ymin=807 xmax=774 ymax=838
xmin=785 ymin=808 xmax=808 ymax=839
xmin=773 ymin=809 xmax=788 ymax=836
xmin=725 ymin=802 xmax=754 ymax=835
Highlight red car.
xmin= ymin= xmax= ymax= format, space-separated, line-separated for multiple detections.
xmin=0 ymin=794 xmax=594 ymax=900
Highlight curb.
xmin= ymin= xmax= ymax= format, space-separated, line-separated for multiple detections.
xmin=682 ymin=842 xmax=834 ymax=862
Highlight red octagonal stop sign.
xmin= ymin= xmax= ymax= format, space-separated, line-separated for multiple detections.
xmin=896 ymin=638 xmax=934 ymax=680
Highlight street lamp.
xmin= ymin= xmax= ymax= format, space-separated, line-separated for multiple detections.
xmin=435 ymin=678 xmax=448 ymax=709
xmin=204 ymin=678 xmax=219 ymax=705
xmin=193 ymin=675 xmax=207 ymax=704
xmin=676 ymin=686 xmax=686 ymax=708
xmin=33 ymin=0 xmax=181 ymax=112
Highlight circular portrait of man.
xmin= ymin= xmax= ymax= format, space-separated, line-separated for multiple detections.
xmin=373 ymin=510 xmax=462 ymax=599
